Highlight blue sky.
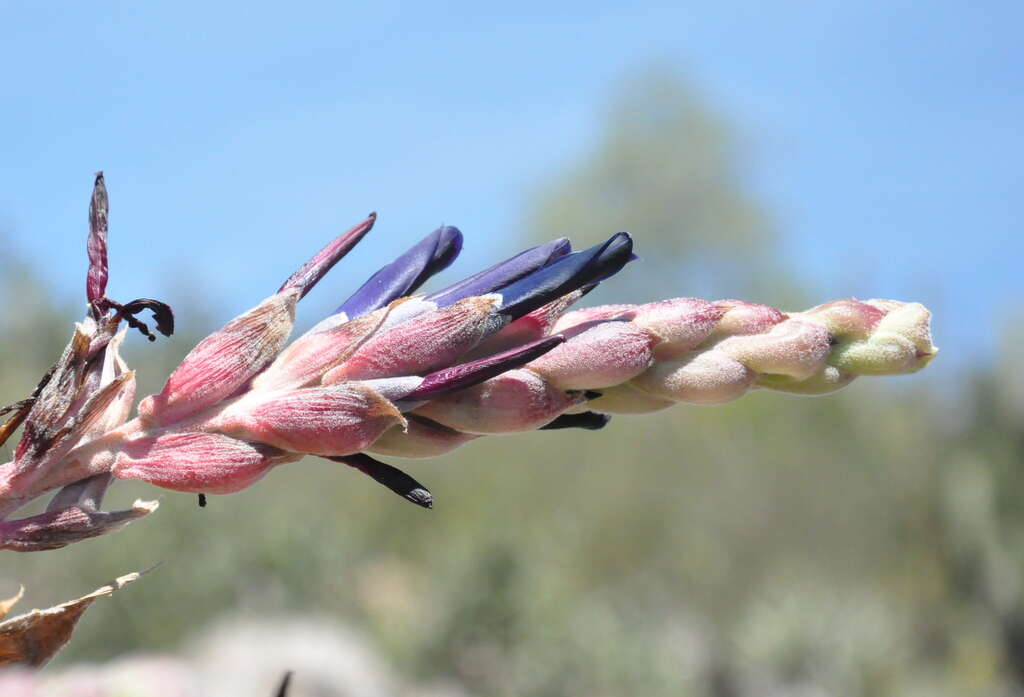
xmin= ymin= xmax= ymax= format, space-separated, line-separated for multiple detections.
xmin=2 ymin=1 xmax=1020 ymax=376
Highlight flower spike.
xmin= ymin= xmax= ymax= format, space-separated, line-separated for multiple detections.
xmin=0 ymin=174 xmax=939 ymax=556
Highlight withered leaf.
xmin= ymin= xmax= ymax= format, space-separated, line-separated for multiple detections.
xmin=0 ymin=570 xmax=146 ymax=667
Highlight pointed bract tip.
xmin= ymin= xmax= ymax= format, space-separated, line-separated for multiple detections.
xmin=279 ymin=212 xmax=377 ymax=300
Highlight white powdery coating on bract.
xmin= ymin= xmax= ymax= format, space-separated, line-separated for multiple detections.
xmin=799 ymin=298 xmax=884 ymax=339
xmin=714 ymin=318 xmax=832 ymax=381
xmin=526 ymin=321 xmax=654 ymax=390
xmin=139 ymin=290 xmax=300 ymax=426
xmin=112 ymin=432 xmax=293 ymax=494
xmin=216 ymin=383 xmax=406 ymax=456
xmin=710 ymin=300 xmax=785 ymax=337
xmin=632 ymin=350 xmax=757 ymax=405
xmin=413 ymin=368 xmax=584 ymax=434
xmin=630 ymin=298 xmax=726 ymax=360
xmin=324 ymin=296 xmax=504 ymax=382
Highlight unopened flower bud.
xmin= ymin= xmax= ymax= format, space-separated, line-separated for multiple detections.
xmin=112 ymin=432 xmax=295 ymax=494
xmin=827 ymin=301 xmax=937 ymax=375
xmin=714 ymin=318 xmax=832 ymax=381
xmin=413 ymin=368 xmax=585 ymax=434
xmin=215 ymin=383 xmax=405 ymax=456
xmin=631 ymin=350 xmax=758 ymax=405
xmin=799 ymin=298 xmax=884 ymax=339
xmin=526 ymin=321 xmax=654 ymax=390
xmin=711 ymin=300 xmax=785 ymax=337
xmin=630 ymin=298 xmax=726 ymax=359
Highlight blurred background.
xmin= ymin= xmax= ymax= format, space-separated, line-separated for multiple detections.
xmin=1 ymin=2 xmax=1022 ymax=695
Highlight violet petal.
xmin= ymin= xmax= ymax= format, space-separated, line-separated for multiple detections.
xmin=335 ymin=225 xmax=463 ymax=318
xmin=495 ymin=232 xmax=635 ymax=321
xmin=425 ymin=238 xmax=571 ymax=308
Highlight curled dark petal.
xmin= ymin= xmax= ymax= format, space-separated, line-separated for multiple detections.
xmin=495 ymin=233 xmax=635 ymax=321
xmin=119 ymin=298 xmax=175 ymax=337
xmin=426 ymin=238 xmax=572 ymax=308
xmin=539 ymin=411 xmax=612 ymax=431
xmin=402 ymin=334 xmax=565 ymax=402
xmin=325 ymin=453 xmax=433 ymax=509
xmin=279 ymin=213 xmax=377 ymax=300
xmin=336 ymin=225 xmax=463 ymax=318
xmin=86 ymin=172 xmax=109 ymax=304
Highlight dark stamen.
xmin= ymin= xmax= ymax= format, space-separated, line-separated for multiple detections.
xmin=540 ymin=411 xmax=612 ymax=431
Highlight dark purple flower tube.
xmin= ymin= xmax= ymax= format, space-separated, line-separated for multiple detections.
xmin=335 ymin=225 xmax=463 ymax=318
xmin=494 ymin=232 xmax=635 ymax=321
xmin=425 ymin=238 xmax=572 ymax=308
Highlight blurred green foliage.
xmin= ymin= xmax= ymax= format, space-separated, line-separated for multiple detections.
xmin=1 ymin=71 xmax=1017 ymax=697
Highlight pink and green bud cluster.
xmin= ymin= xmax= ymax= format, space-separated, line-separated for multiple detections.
xmin=0 ymin=175 xmax=938 ymax=551
xmin=369 ymin=296 xmax=936 ymax=457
